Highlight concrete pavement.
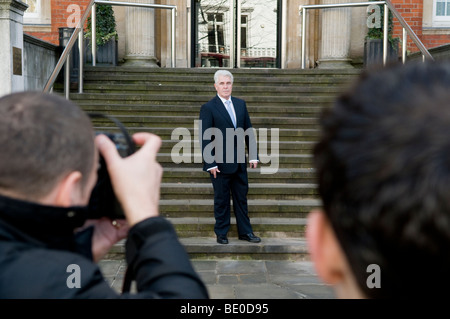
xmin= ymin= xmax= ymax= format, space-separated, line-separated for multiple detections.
xmin=98 ymin=258 xmax=336 ymax=299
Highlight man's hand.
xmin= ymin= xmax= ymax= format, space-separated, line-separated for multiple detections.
xmin=209 ymin=167 xmax=221 ymax=178
xmin=95 ymin=132 xmax=163 ymax=227
xmin=249 ymin=161 xmax=258 ymax=169
xmin=81 ymin=217 xmax=129 ymax=263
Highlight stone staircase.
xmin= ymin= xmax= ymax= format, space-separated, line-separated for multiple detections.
xmin=69 ymin=66 xmax=360 ymax=260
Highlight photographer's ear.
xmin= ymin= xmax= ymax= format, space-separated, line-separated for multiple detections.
xmin=306 ymin=210 xmax=346 ymax=285
xmin=306 ymin=209 xmax=364 ymax=298
xmin=52 ymin=171 xmax=84 ymax=207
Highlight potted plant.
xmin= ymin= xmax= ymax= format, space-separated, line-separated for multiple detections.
xmin=85 ymin=4 xmax=118 ymax=65
xmin=364 ymin=0 xmax=399 ymax=67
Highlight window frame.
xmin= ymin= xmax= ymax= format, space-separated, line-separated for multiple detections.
xmin=23 ymin=0 xmax=51 ymax=26
xmin=433 ymin=0 xmax=450 ymax=27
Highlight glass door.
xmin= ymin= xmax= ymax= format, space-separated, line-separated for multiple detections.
xmin=193 ymin=0 xmax=233 ymax=68
xmin=192 ymin=0 xmax=279 ymax=68
xmin=237 ymin=0 xmax=278 ymax=68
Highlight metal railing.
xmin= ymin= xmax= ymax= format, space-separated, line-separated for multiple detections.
xmin=299 ymin=0 xmax=434 ymax=69
xmin=43 ymin=0 xmax=177 ymax=99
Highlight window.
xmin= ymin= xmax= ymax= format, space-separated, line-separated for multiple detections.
xmin=23 ymin=0 xmax=51 ymax=26
xmin=433 ymin=0 xmax=450 ymax=26
xmin=24 ymin=0 xmax=39 ymax=18
xmin=241 ymin=15 xmax=248 ymax=50
xmin=436 ymin=0 xmax=450 ymax=16
xmin=207 ymin=13 xmax=225 ymax=53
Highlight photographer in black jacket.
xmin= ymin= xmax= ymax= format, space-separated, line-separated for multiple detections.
xmin=0 ymin=91 xmax=208 ymax=298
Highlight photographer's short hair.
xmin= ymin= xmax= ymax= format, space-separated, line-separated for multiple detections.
xmin=0 ymin=92 xmax=95 ymax=200
xmin=314 ymin=62 xmax=450 ymax=298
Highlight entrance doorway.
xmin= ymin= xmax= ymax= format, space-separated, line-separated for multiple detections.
xmin=192 ymin=0 xmax=280 ymax=68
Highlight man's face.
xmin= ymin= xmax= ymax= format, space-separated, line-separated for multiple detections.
xmin=214 ymin=75 xmax=233 ymax=100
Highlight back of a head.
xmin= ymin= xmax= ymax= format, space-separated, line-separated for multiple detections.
xmin=0 ymin=92 xmax=95 ymax=201
xmin=314 ymin=61 xmax=450 ymax=298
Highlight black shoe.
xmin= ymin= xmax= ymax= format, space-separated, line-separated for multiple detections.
xmin=239 ymin=233 xmax=261 ymax=243
xmin=217 ymin=235 xmax=229 ymax=244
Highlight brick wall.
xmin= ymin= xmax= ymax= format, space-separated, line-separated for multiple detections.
xmin=422 ymin=34 xmax=450 ymax=49
xmin=390 ymin=0 xmax=423 ymax=52
xmin=391 ymin=0 xmax=449 ymax=52
xmin=25 ymin=0 xmax=90 ymax=46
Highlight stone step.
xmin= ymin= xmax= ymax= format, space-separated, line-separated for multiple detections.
xmin=168 ymin=217 xmax=307 ymax=238
xmin=79 ymin=103 xmax=325 ymax=117
xmin=88 ymin=114 xmax=319 ymax=129
xmin=81 ymin=83 xmax=346 ymax=96
xmin=160 ymin=141 xmax=314 ymax=155
xmin=82 ymin=67 xmax=358 ymax=76
xmin=106 ymin=237 xmax=309 ymax=261
xmin=156 ymin=153 xmax=313 ymax=169
xmin=109 ymin=140 xmax=311 ymax=155
xmin=70 ymin=92 xmax=336 ymax=106
xmin=159 ymin=199 xmax=320 ymax=218
xmin=83 ymin=65 xmax=359 ymax=77
xmin=83 ymin=73 xmax=353 ymax=83
xmin=83 ymin=78 xmax=350 ymax=91
xmin=160 ymin=183 xmax=318 ymax=200
xmin=182 ymin=237 xmax=309 ymax=261
xmin=91 ymin=126 xmax=321 ymax=141
xmin=161 ymin=168 xmax=317 ymax=184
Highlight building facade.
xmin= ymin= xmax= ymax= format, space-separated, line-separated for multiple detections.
xmin=23 ymin=0 xmax=450 ymax=69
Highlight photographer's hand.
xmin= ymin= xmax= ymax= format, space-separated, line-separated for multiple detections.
xmin=95 ymin=132 xmax=163 ymax=227
xmin=81 ymin=217 xmax=129 ymax=262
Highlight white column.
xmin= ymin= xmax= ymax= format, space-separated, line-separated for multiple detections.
xmin=0 ymin=0 xmax=28 ymax=97
xmin=318 ymin=0 xmax=353 ymax=68
xmin=124 ymin=0 xmax=158 ymax=67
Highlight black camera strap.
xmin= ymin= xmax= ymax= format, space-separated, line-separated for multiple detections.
xmin=88 ymin=113 xmax=136 ymax=155
xmin=88 ymin=113 xmax=136 ymax=293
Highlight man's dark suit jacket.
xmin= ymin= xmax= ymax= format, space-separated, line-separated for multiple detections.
xmin=199 ymin=95 xmax=258 ymax=174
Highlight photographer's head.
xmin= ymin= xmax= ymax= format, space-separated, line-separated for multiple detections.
xmin=0 ymin=92 xmax=97 ymax=206
xmin=308 ymin=61 xmax=450 ymax=298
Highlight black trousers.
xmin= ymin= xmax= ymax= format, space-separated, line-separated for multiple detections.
xmin=210 ymin=165 xmax=253 ymax=236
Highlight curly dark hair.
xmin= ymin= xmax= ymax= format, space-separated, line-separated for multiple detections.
xmin=314 ymin=61 xmax=450 ymax=298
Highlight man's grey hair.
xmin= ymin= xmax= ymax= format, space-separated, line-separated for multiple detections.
xmin=214 ymin=70 xmax=234 ymax=84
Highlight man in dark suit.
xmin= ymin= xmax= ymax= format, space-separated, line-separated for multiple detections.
xmin=199 ymin=70 xmax=261 ymax=244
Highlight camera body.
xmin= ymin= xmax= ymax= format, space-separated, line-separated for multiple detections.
xmin=88 ymin=132 xmax=136 ymax=219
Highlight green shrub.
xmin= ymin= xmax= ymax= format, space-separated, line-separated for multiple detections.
xmin=366 ymin=0 xmax=398 ymax=46
xmin=86 ymin=4 xmax=118 ymax=46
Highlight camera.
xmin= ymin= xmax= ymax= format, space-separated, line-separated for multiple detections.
xmin=87 ymin=114 xmax=136 ymax=219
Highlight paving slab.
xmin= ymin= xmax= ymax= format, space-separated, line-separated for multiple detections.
xmin=98 ymin=259 xmax=336 ymax=299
